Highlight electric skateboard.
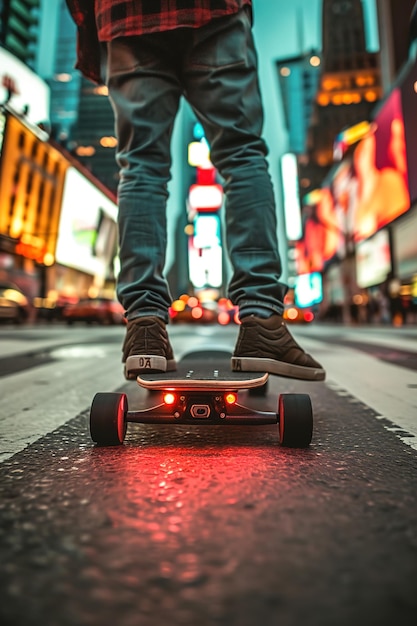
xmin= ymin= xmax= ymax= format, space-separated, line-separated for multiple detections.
xmin=89 ymin=350 xmax=313 ymax=448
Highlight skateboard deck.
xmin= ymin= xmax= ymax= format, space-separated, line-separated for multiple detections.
xmin=137 ymin=358 xmax=268 ymax=391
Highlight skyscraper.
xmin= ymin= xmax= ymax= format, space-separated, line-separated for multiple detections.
xmin=41 ymin=0 xmax=81 ymax=143
xmin=276 ymin=51 xmax=322 ymax=155
xmin=300 ymin=0 xmax=382 ymax=194
xmin=34 ymin=0 xmax=116 ymax=189
xmin=377 ymin=0 xmax=416 ymax=90
xmin=71 ymin=77 xmax=118 ymax=192
xmin=0 ymin=0 xmax=40 ymax=68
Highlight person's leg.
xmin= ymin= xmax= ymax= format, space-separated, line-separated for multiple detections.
xmin=182 ymin=10 xmax=325 ymax=381
xmin=105 ymin=34 xmax=181 ymax=377
xmin=106 ymin=34 xmax=181 ymax=323
xmin=182 ymin=8 xmax=286 ymax=318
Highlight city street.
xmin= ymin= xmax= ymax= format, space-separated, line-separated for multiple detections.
xmin=1 ymin=322 xmax=416 ymax=626
xmin=1 ymin=1 xmax=417 ymax=625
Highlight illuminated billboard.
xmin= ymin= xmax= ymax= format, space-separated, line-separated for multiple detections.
xmin=188 ymin=184 xmax=223 ymax=212
xmin=356 ymin=229 xmax=391 ymax=288
xmin=188 ymin=214 xmax=222 ymax=289
xmin=281 ymin=153 xmax=302 ymax=241
xmin=55 ymin=167 xmax=118 ymax=279
xmin=0 ymin=113 xmax=68 ymax=265
xmin=0 ymin=47 xmax=50 ymax=127
xmin=0 ymin=111 xmax=5 ymax=156
xmin=296 ymin=186 xmax=344 ymax=273
xmin=352 ymin=88 xmax=410 ymax=241
xmin=294 ymin=272 xmax=323 ymax=308
xmin=400 ymin=54 xmax=417 ymax=203
xmin=392 ymin=208 xmax=417 ymax=279
xmin=297 ymin=83 xmax=411 ymax=273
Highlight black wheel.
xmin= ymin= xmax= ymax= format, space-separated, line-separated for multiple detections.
xmin=249 ymin=379 xmax=269 ymax=397
xmin=278 ymin=393 xmax=313 ymax=448
xmin=90 ymin=392 xmax=128 ymax=446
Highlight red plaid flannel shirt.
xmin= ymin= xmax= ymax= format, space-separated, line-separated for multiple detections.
xmin=66 ymin=0 xmax=252 ymax=84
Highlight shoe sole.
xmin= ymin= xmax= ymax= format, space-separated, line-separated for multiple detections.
xmin=231 ymin=356 xmax=326 ymax=382
xmin=125 ymin=355 xmax=176 ymax=380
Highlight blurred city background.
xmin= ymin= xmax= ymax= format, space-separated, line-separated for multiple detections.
xmin=0 ymin=0 xmax=416 ymax=328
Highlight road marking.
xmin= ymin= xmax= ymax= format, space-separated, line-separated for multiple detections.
xmin=0 ymin=345 xmax=126 ymax=462
xmin=300 ymin=336 xmax=417 ymax=451
xmin=1 ymin=326 xmax=416 ymax=460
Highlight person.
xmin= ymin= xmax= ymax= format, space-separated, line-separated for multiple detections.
xmin=65 ymin=0 xmax=325 ymax=382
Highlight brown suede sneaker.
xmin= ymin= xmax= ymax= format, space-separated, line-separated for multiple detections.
xmin=122 ymin=316 xmax=176 ymax=380
xmin=231 ymin=314 xmax=325 ymax=381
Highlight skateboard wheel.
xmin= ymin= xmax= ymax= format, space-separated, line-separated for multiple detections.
xmin=278 ymin=393 xmax=313 ymax=448
xmin=90 ymin=392 xmax=128 ymax=446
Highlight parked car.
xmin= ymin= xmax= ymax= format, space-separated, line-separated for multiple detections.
xmin=0 ymin=283 xmax=30 ymax=324
xmin=62 ymin=297 xmax=125 ymax=325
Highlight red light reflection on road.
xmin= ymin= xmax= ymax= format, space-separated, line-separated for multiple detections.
xmin=86 ymin=430 xmax=316 ymax=594
xmin=93 ymin=430 xmax=294 ymax=538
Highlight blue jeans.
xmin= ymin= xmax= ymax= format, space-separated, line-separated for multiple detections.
xmin=105 ymin=8 xmax=287 ymax=323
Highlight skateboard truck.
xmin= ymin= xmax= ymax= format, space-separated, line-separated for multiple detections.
xmin=146 ymin=388 xmax=277 ymax=424
xmin=89 ymin=386 xmax=313 ymax=449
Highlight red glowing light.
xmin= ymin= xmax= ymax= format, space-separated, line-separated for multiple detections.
xmin=304 ymin=311 xmax=315 ymax=323
xmin=218 ymin=311 xmax=230 ymax=325
xmin=163 ymin=393 xmax=176 ymax=405
xmin=191 ymin=306 xmax=203 ymax=319
xmin=225 ymin=393 xmax=237 ymax=405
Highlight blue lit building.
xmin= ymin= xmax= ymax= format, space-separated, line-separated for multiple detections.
xmin=276 ymin=51 xmax=322 ymax=155
xmin=38 ymin=0 xmax=81 ymax=143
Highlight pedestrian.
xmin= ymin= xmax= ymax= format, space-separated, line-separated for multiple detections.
xmin=65 ymin=0 xmax=325 ymax=382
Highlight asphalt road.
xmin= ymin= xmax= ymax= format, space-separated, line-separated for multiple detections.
xmin=0 ymin=323 xmax=416 ymax=626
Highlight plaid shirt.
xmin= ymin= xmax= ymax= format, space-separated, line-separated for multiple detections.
xmin=66 ymin=0 xmax=252 ymax=84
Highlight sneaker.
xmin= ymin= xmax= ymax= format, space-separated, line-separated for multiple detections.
xmin=122 ymin=316 xmax=176 ymax=380
xmin=231 ymin=314 xmax=326 ymax=381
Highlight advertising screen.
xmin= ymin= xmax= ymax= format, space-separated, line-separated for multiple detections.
xmin=294 ymin=272 xmax=323 ymax=308
xmin=356 ymin=229 xmax=391 ymax=288
xmin=188 ymin=184 xmax=223 ymax=212
xmin=298 ymin=82 xmax=411 ymax=273
xmin=0 ymin=47 xmax=50 ymax=127
xmin=0 ymin=114 xmax=68 ymax=264
xmin=0 ymin=111 xmax=5 ymax=156
xmin=400 ymin=54 xmax=417 ymax=203
xmin=296 ymin=184 xmax=349 ymax=273
xmin=193 ymin=214 xmax=221 ymax=249
xmin=281 ymin=152 xmax=302 ymax=241
xmin=392 ymin=207 xmax=417 ymax=279
xmin=352 ymin=87 xmax=410 ymax=242
xmin=399 ymin=52 xmax=417 ymax=202
xmin=188 ymin=214 xmax=222 ymax=289
xmin=55 ymin=167 xmax=118 ymax=279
